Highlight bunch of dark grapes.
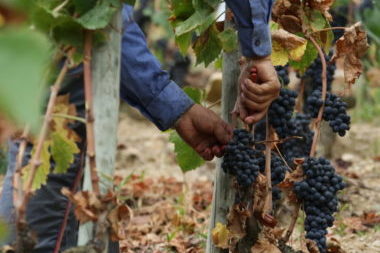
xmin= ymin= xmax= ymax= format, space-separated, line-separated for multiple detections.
xmin=253 ymin=120 xmax=266 ymax=151
xmin=302 ymin=53 xmax=336 ymax=94
xmin=306 ymin=89 xmax=350 ymax=136
xmin=275 ymin=65 xmax=290 ymax=86
xmin=279 ymin=113 xmax=314 ymax=167
xmin=268 ymin=88 xmax=297 ymax=138
xmin=222 ymin=129 xmax=263 ymax=188
xmin=293 ymin=158 xmax=346 ymax=253
xmin=255 ymin=153 xmax=287 ymax=201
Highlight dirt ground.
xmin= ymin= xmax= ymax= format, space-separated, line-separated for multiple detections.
xmin=115 ymin=103 xmax=380 ymax=253
xmin=0 ymin=102 xmax=379 ymax=252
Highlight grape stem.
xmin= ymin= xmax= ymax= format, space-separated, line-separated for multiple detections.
xmin=308 ymin=35 xmax=328 ymax=157
xmin=17 ymin=59 xmax=69 ymax=229
xmin=84 ymin=30 xmax=101 ymax=195
xmin=295 ymin=79 xmax=305 ymax=113
xmin=53 ymin=150 xmax=86 ymax=253
xmin=310 ymin=27 xmax=346 ymax=34
xmin=263 ymin=114 xmax=273 ymax=214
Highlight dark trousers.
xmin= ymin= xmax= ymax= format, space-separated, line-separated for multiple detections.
xmin=0 ymin=141 xmax=119 ymax=252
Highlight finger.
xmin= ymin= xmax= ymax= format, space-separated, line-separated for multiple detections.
xmin=241 ymin=84 xmax=273 ymax=103
xmin=214 ymin=121 xmax=232 ymax=145
xmin=201 ymin=148 xmax=214 ymax=161
xmin=244 ymin=79 xmax=280 ymax=96
xmin=244 ymin=110 xmax=268 ymax=124
xmin=195 ymin=140 xmax=212 ymax=155
xmin=212 ymin=145 xmax=223 ymax=158
xmin=241 ymin=94 xmax=270 ymax=112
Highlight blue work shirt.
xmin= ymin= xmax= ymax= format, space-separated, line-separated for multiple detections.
xmin=65 ymin=2 xmax=272 ymax=131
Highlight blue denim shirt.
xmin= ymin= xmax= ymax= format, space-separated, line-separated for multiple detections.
xmin=225 ymin=0 xmax=273 ymax=58
xmin=66 ymin=3 xmax=273 ymax=131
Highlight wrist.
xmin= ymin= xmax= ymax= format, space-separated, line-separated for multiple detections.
xmin=173 ymin=103 xmax=195 ymax=130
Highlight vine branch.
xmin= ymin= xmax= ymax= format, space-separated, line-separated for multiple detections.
xmin=263 ymin=114 xmax=273 ymax=214
xmin=13 ymin=126 xmax=29 ymax=211
xmin=18 ymin=60 xmax=69 ymax=222
xmin=308 ymin=35 xmax=328 ymax=157
xmin=310 ymin=27 xmax=346 ymax=34
xmin=83 ymin=30 xmax=100 ymax=195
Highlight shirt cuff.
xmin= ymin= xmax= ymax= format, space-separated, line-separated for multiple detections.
xmin=237 ymin=24 xmax=272 ymax=58
xmin=145 ymin=81 xmax=194 ymax=131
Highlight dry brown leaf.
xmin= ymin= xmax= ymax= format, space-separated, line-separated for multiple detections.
xmin=306 ymin=239 xmax=320 ymax=253
xmin=272 ymin=29 xmax=307 ymax=50
xmin=227 ymin=203 xmax=250 ymax=245
xmin=108 ymin=204 xmax=132 ymax=241
xmin=327 ymin=237 xmax=347 ymax=253
xmin=333 ymin=22 xmax=369 ymax=85
xmin=251 ymin=238 xmax=281 ymax=253
xmin=307 ymin=0 xmax=334 ymax=20
xmin=360 ymin=212 xmax=380 ymax=226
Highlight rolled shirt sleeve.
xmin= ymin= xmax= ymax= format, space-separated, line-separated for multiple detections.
xmin=120 ymin=5 xmax=194 ymax=131
xmin=225 ymin=0 xmax=273 ymax=58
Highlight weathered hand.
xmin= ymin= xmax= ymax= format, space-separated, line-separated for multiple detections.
xmin=239 ymin=56 xmax=281 ymax=124
xmin=175 ymin=104 xmax=233 ymax=160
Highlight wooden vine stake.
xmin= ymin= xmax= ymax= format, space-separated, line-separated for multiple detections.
xmin=207 ymin=9 xmax=260 ymax=252
xmin=77 ymin=10 xmax=122 ymax=252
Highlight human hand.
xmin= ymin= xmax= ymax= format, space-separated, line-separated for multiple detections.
xmin=174 ymin=104 xmax=233 ymax=161
xmin=238 ymin=56 xmax=281 ymax=124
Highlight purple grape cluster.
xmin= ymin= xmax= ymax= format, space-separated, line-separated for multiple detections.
xmin=293 ymin=158 xmax=346 ymax=253
xmin=268 ymin=88 xmax=298 ymax=138
xmin=275 ymin=65 xmax=290 ymax=86
xmin=306 ymin=90 xmax=350 ymax=136
xmin=279 ymin=113 xmax=314 ymax=167
xmin=222 ymin=129 xmax=263 ymax=188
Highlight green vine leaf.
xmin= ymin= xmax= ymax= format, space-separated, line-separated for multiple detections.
xmin=51 ymin=132 xmax=80 ymax=174
xmin=193 ymin=24 xmax=222 ymax=66
xmin=174 ymin=9 xmax=211 ymax=36
xmin=289 ymin=41 xmax=318 ymax=73
xmin=76 ymin=0 xmax=120 ymax=30
xmin=175 ymin=32 xmax=193 ymax=55
xmin=23 ymin=141 xmax=51 ymax=191
xmin=0 ymin=27 xmax=50 ymax=132
xmin=169 ymin=132 xmax=205 ymax=172
xmin=183 ymin=87 xmax=203 ymax=104
xmin=168 ymin=0 xmax=195 ymax=20
xmin=218 ymin=28 xmax=238 ymax=53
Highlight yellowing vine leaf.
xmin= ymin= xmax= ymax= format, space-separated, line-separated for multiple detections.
xmin=272 ymin=41 xmax=289 ymax=66
xmin=271 ymin=29 xmax=307 ymax=66
xmin=212 ymin=222 xmax=230 ymax=249
xmin=51 ymin=95 xmax=81 ymax=142
xmin=23 ymin=141 xmax=51 ymax=191
xmin=51 ymin=131 xmax=80 ymax=174
xmin=333 ymin=22 xmax=369 ymax=85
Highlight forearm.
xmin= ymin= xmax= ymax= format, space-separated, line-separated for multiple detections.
xmin=120 ymin=5 xmax=194 ymax=131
